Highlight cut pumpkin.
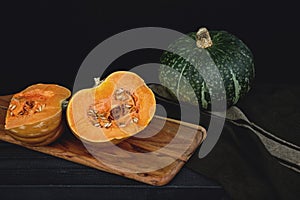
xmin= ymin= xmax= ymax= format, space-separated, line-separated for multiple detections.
xmin=5 ymin=83 xmax=71 ymax=146
xmin=66 ymin=71 xmax=156 ymax=144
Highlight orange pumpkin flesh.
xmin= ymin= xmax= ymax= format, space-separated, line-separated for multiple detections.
xmin=66 ymin=71 xmax=156 ymax=144
xmin=5 ymin=83 xmax=71 ymax=146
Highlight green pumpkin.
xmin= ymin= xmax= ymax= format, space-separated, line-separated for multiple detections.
xmin=158 ymin=27 xmax=255 ymax=110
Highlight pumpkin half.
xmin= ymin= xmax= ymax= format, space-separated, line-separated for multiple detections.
xmin=66 ymin=71 xmax=156 ymax=144
xmin=5 ymin=83 xmax=71 ymax=146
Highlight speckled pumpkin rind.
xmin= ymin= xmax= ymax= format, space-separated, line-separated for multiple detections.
xmin=159 ymin=30 xmax=255 ymax=109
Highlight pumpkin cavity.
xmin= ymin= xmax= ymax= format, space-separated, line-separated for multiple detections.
xmin=8 ymin=89 xmax=51 ymax=117
xmin=87 ymin=88 xmax=140 ymax=129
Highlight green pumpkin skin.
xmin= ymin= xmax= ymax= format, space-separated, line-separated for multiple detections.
xmin=159 ymin=29 xmax=255 ymax=110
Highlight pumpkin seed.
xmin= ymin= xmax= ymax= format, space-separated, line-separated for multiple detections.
xmin=115 ymin=88 xmax=124 ymax=95
xmin=100 ymin=116 xmax=107 ymax=120
xmin=18 ymin=110 xmax=25 ymax=115
xmin=88 ymin=109 xmax=98 ymax=117
xmin=9 ymin=104 xmax=16 ymax=111
xmin=132 ymin=117 xmax=139 ymax=123
xmin=93 ymin=122 xmax=101 ymax=127
xmin=104 ymin=122 xmax=112 ymax=128
xmin=115 ymin=94 xmax=126 ymax=101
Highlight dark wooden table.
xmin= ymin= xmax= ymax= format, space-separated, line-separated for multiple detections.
xmin=0 ymin=140 xmax=228 ymax=199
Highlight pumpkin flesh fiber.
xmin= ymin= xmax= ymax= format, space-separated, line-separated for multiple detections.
xmin=5 ymin=84 xmax=71 ymax=146
xmin=66 ymin=71 xmax=156 ymax=144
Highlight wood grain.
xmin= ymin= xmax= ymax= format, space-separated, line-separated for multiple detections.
xmin=0 ymin=95 xmax=206 ymax=186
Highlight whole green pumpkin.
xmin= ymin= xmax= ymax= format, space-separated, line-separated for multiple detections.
xmin=158 ymin=27 xmax=255 ymax=110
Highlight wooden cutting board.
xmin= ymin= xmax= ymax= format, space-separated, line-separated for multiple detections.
xmin=0 ymin=94 xmax=206 ymax=186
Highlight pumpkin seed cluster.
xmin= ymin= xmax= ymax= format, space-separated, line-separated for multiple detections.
xmin=87 ymin=88 xmax=139 ymax=129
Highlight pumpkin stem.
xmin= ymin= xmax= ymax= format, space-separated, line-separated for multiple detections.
xmin=93 ymin=77 xmax=103 ymax=87
xmin=62 ymin=100 xmax=69 ymax=110
xmin=196 ymin=27 xmax=213 ymax=48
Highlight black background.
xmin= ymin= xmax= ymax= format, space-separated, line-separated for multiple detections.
xmin=1 ymin=0 xmax=300 ymax=95
xmin=1 ymin=1 xmax=300 ymax=199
